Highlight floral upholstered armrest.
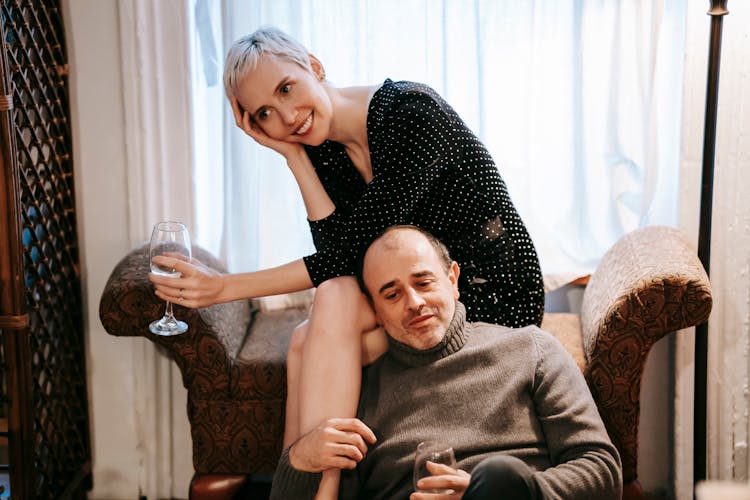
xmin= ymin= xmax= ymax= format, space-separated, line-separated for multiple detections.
xmin=580 ymin=225 xmax=712 ymax=487
xmin=98 ymin=244 xmax=253 ymax=386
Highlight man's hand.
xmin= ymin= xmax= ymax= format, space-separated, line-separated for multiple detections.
xmin=289 ymin=418 xmax=377 ymax=472
xmin=410 ymin=461 xmax=471 ymax=500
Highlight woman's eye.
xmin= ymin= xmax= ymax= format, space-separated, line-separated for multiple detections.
xmin=257 ymin=109 xmax=270 ymax=120
xmin=281 ymin=83 xmax=292 ymax=93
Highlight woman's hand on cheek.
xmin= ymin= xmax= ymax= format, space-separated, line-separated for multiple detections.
xmin=230 ymin=96 xmax=303 ymax=160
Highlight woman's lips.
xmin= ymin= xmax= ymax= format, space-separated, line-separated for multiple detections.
xmin=295 ymin=113 xmax=313 ymax=135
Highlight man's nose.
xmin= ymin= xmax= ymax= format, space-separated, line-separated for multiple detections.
xmin=405 ymin=287 xmax=426 ymax=311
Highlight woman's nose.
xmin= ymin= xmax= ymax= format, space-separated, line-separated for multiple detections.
xmin=280 ymin=106 xmax=297 ymax=126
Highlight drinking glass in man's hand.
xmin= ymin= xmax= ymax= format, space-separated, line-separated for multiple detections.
xmin=413 ymin=441 xmax=457 ymax=493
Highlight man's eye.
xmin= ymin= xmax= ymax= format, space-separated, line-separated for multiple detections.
xmin=384 ymin=292 xmax=398 ymax=300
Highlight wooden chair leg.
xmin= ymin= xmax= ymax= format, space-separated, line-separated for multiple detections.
xmin=623 ymin=479 xmax=645 ymax=500
xmin=189 ymin=474 xmax=250 ymax=500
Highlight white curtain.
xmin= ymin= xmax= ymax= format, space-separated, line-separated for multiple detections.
xmin=118 ymin=0 xmax=196 ymax=497
xmin=191 ymin=0 xmax=687 ymax=278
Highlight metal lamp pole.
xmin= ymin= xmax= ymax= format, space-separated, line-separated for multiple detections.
xmin=694 ymin=0 xmax=728 ymax=488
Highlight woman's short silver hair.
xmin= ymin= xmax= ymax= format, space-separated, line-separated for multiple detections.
xmin=223 ymin=26 xmax=312 ymax=97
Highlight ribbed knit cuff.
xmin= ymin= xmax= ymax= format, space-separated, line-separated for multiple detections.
xmin=269 ymin=447 xmax=322 ymax=500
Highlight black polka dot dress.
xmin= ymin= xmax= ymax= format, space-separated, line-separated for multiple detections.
xmin=302 ymin=79 xmax=544 ymax=327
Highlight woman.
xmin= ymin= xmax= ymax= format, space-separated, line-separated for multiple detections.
xmin=150 ymin=26 xmax=544 ymax=498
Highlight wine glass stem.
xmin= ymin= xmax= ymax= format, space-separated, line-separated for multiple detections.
xmin=164 ymin=300 xmax=176 ymax=320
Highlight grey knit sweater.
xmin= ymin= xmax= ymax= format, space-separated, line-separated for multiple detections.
xmin=270 ymin=303 xmax=622 ymax=499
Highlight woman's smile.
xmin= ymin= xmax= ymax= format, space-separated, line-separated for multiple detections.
xmin=295 ymin=113 xmax=313 ymax=135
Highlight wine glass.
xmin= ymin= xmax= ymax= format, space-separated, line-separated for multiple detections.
xmin=149 ymin=221 xmax=191 ymax=336
xmin=413 ymin=441 xmax=457 ymax=494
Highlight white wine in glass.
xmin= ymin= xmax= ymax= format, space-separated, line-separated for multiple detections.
xmin=149 ymin=221 xmax=191 ymax=335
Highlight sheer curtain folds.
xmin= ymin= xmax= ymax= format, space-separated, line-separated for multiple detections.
xmin=191 ymin=0 xmax=686 ymax=277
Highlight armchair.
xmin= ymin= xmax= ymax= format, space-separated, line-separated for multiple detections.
xmin=99 ymin=225 xmax=711 ymax=500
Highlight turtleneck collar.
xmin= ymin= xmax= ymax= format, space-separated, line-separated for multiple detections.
xmin=386 ymin=302 xmax=469 ymax=367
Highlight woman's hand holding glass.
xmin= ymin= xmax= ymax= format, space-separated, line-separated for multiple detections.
xmin=149 ymin=253 xmax=225 ymax=310
xmin=148 ymin=222 xmax=192 ymax=335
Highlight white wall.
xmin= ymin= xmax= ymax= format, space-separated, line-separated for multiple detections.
xmin=63 ymin=1 xmax=142 ymax=497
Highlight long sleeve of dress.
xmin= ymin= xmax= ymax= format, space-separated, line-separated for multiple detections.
xmin=530 ymin=331 xmax=623 ymax=499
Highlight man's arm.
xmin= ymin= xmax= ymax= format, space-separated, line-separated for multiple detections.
xmin=531 ymin=329 xmax=623 ymax=500
xmin=269 ymin=418 xmax=377 ymax=500
xmin=269 ymin=447 xmax=322 ymax=500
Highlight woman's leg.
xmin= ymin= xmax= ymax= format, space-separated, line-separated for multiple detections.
xmin=284 ymin=320 xmax=309 ymax=448
xmin=284 ymin=313 xmax=388 ymax=449
xmin=361 ymin=326 xmax=389 ymax=365
xmin=297 ymin=277 xmax=378 ymax=499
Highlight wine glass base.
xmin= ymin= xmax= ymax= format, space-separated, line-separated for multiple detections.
xmin=149 ymin=318 xmax=188 ymax=336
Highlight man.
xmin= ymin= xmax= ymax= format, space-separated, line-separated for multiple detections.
xmin=271 ymin=225 xmax=622 ymax=499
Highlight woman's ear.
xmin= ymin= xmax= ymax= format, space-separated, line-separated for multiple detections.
xmin=308 ymin=54 xmax=326 ymax=81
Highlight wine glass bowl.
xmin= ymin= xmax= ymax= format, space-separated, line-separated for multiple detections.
xmin=413 ymin=441 xmax=457 ymax=494
xmin=149 ymin=221 xmax=191 ymax=336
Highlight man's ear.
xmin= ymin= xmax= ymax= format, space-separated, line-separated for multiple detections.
xmin=308 ymin=54 xmax=326 ymax=80
xmin=449 ymin=261 xmax=460 ymax=299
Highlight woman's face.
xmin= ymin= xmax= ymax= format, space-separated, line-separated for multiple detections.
xmin=233 ymin=53 xmax=333 ymax=146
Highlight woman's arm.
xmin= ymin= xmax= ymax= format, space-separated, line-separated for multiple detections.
xmin=284 ymin=147 xmax=336 ymax=221
xmin=149 ymin=256 xmax=313 ymax=308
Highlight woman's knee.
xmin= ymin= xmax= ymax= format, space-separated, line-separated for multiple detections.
xmin=288 ymin=321 xmax=309 ymax=363
xmin=313 ymin=276 xmax=361 ymax=306
xmin=311 ymin=277 xmax=376 ymax=333
xmin=464 ymin=455 xmax=539 ymax=500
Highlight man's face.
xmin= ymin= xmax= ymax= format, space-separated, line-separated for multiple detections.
xmin=363 ymin=229 xmax=460 ymax=350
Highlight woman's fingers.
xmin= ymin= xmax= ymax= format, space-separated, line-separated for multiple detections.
xmin=229 ymin=96 xmax=258 ymax=137
xmin=148 ymin=256 xmax=224 ymax=308
xmin=230 ymin=96 xmax=263 ymax=140
xmin=151 ymin=254 xmax=193 ymax=276
xmin=163 ymin=251 xmax=191 ymax=263
xmin=227 ymin=99 xmax=302 ymax=158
